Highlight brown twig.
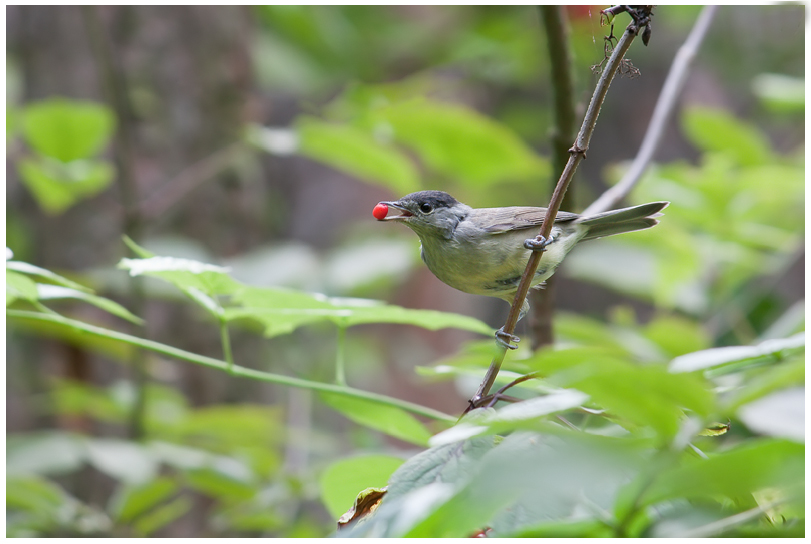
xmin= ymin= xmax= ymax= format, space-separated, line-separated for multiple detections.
xmin=584 ymin=5 xmax=718 ymax=216
xmin=469 ymin=8 xmax=652 ymax=408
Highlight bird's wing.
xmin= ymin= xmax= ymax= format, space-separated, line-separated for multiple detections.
xmin=480 ymin=206 xmax=580 ymax=234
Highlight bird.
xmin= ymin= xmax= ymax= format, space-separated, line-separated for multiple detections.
xmin=374 ymin=190 xmax=668 ymax=348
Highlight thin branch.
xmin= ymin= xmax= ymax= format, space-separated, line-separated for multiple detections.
xmin=8 ymin=310 xmax=456 ymax=423
xmin=583 ymin=5 xmax=718 ymax=216
xmin=471 ymin=9 xmax=652 ymax=405
xmin=139 ymin=142 xmax=246 ymax=220
xmin=82 ymin=5 xmax=148 ymax=440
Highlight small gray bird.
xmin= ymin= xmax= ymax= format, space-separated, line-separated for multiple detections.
xmin=375 ymin=190 xmax=668 ymax=348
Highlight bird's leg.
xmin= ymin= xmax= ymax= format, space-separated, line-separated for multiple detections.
xmin=523 ymin=234 xmax=554 ymax=252
xmin=495 ymin=327 xmax=520 ymax=350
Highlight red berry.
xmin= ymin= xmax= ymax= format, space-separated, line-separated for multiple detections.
xmin=373 ymin=203 xmax=388 ymax=220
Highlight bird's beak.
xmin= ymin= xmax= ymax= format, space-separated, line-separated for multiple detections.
xmin=379 ymin=201 xmax=413 ymax=221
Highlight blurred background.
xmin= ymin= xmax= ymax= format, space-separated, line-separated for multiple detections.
xmin=6 ymin=5 xmax=804 ymax=537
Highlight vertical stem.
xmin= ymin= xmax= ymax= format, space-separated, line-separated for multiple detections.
xmin=220 ymin=319 xmax=235 ymax=374
xmin=472 ymin=16 xmax=646 ymax=404
xmin=82 ymin=6 xmax=147 ymax=439
xmin=335 ymin=324 xmax=347 ymax=386
xmin=532 ymin=6 xmax=579 ymax=349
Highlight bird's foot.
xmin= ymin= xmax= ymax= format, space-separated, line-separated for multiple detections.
xmin=524 ymin=235 xmax=553 ymax=252
xmin=495 ymin=327 xmax=520 ymax=350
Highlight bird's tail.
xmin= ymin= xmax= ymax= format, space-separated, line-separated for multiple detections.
xmin=578 ymin=201 xmax=669 ymax=241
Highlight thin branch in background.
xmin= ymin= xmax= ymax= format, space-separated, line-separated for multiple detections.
xmin=82 ymin=6 xmax=149 ymax=440
xmin=531 ymin=6 xmax=578 ymax=349
xmin=470 ymin=7 xmax=653 ymax=407
xmin=139 ymin=142 xmax=246 ymax=221
xmin=583 ymin=5 xmax=718 ymax=216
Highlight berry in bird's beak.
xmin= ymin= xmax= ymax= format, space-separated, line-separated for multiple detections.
xmin=372 ymin=203 xmax=389 ymax=220
xmin=375 ymin=201 xmax=412 ymax=221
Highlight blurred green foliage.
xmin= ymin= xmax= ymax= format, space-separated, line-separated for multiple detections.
xmin=6 ymin=4 xmax=804 ymax=538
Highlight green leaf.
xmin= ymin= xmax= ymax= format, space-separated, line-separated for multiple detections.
xmin=109 ymin=477 xmax=179 ymax=523
xmin=226 ymin=286 xmax=492 ymax=337
xmin=17 ymin=156 xmax=115 ymax=214
xmin=296 ymin=117 xmax=420 ymax=194
xmin=6 ymin=432 xmax=85 ymax=476
xmin=751 ymin=73 xmax=805 ymax=114
xmin=21 ymin=98 xmax=115 ymax=162
xmin=639 ymin=439 xmax=804 ymax=506
xmin=85 ymin=439 xmax=158 ymax=485
xmin=372 ymin=98 xmax=550 ymax=187
xmin=6 ymin=474 xmax=69 ymax=513
xmin=644 ymin=315 xmax=710 ymax=358
xmin=681 ymin=107 xmax=772 ymax=166
xmin=184 ymin=467 xmax=256 ymax=500
xmin=118 ymin=256 xmax=241 ymax=297
xmin=6 ymin=270 xmax=39 ymax=305
xmin=36 ymin=284 xmax=143 ymax=324
xmin=320 ymin=454 xmax=404 ymax=519
xmin=429 ymin=390 xmax=589 ymax=446
xmin=669 ymin=333 xmax=804 ymax=374
xmin=737 ymin=387 xmax=804 ymax=442
xmin=132 ymin=496 xmax=193 ymax=537
xmin=528 ymin=347 xmax=714 ymax=438
xmin=6 ymin=260 xmax=91 ymax=291
xmin=725 ymin=357 xmax=804 ymax=411
xmin=319 ymin=392 xmax=433 ymax=446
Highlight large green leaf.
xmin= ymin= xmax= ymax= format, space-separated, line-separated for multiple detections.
xmin=639 ymin=439 xmax=804 ymax=506
xmin=669 ymin=333 xmax=804 ymax=374
xmin=7 ymin=260 xmax=91 ymax=291
xmin=36 ymin=284 xmax=143 ymax=324
xmin=320 ymin=454 xmax=404 ymax=518
xmin=21 ymin=98 xmax=115 ymax=162
xmin=371 ymin=98 xmax=550 ymax=187
xmin=296 ymin=117 xmax=420 ymax=194
xmin=319 ymin=392 xmax=433 ymax=446
xmin=527 ymin=347 xmax=714 ymax=438
xmin=118 ymin=256 xmax=241 ymax=297
xmin=226 ymin=286 xmax=492 ymax=337
xmin=428 ymin=389 xmax=589 ymax=446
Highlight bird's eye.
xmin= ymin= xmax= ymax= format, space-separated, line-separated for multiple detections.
xmin=419 ymin=203 xmax=433 ymax=214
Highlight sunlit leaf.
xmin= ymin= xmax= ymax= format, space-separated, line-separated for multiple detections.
xmin=669 ymin=333 xmax=804 ymax=374
xmin=118 ymin=256 xmax=241 ymax=297
xmin=36 ymin=284 xmax=143 ymax=324
xmin=737 ymin=387 xmax=804 ymax=442
xmin=319 ymin=392 xmax=433 ymax=446
xmin=21 ymin=98 xmax=116 ymax=162
xmin=321 ymin=455 xmax=403 ymax=519
xmin=371 ymin=98 xmax=550 ymax=187
xmin=639 ymin=439 xmax=804 ymax=507
xmin=297 ymin=117 xmax=420 ymax=194
xmin=429 ymin=390 xmax=589 ymax=446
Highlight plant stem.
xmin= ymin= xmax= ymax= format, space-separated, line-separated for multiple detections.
xmin=219 ymin=319 xmax=235 ymax=374
xmin=471 ymin=10 xmax=650 ymax=405
xmin=335 ymin=324 xmax=347 ymax=386
xmin=8 ymin=310 xmax=456 ymax=423
xmin=532 ymin=6 xmax=578 ymax=349
xmin=583 ymin=5 xmax=718 ymax=216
